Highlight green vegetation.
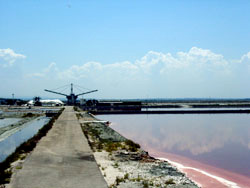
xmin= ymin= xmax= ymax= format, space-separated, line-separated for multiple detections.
xmin=142 ymin=180 xmax=149 ymax=188
xmin=115 ymin=176 xmax=125 ymax=185
xmin=124 ymin=173 xmax=129 ymax=180
xmin=125 ymin=139 xmax=140 ymax=152
xmin=75 ymin=113 xmax=81 ymax=119
xmin=131 ymin=175 xmax=143 ymax=182
xmin=149 ymin=181 xmax=154 ymax=186
xmin=73 ymin=106 xmax=80 ymax=112
xmin=0 ymin=108 xmax=64 ymax=185
xmin=113 ymin=162 xmax=119 ymax=168
xmin=74 ymin=107 xmax=82 ymax=119
xmin=15 ymin=166 xmax=22 ymax=170
xmin=81 ymin=122 xmax=141 ymax=154
xmin=104 ymin=142 xmax=122 ymax=153
xmin=136 ymin=175 xmax=142 ymax=182
xmin=22 ymin=112 xmax=40 ymax=118
xmin=165 ymin=178 xmax=175 ymax=185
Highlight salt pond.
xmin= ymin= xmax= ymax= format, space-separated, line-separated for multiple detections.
xmin=0 ymin=117 xmax=50 ymax=162
xmin=0 ymin=118 xmax=22 ymax=128
xmin=98 ymin=114 xmax=250 ymax=186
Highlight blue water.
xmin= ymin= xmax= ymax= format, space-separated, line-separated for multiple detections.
xmin=0 ymin=117 xmax=50 ymax=162
xmin=0 ymin=118 xmax=22 ymax=128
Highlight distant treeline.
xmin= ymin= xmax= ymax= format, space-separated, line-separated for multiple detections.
xmin=0 ymin=98 xmax=27 ymax=105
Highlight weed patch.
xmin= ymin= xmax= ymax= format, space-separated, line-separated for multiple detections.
xmin=165 ymin=178 xmax=175 ymax=185
xmin=115 ymin=176 xmax=125 ymax=185
xmin=142 ymin=180 xmax=149 ymax=188
xmin=125 ymin=139 xmax=140 ymax=152
xmin=22 ymin=113 xmax=39 ymax=118
xmin=104 ymin=142 xmax=122 ymax=153
xmin=124 ymin=173 xmax=129 ymax=180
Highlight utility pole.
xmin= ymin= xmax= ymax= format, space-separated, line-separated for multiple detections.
xmin=71 ymin=83 xmax=73 ymax=95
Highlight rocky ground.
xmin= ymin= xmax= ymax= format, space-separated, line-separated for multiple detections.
xmin=78 ymin=112 xmax=199 ymax=188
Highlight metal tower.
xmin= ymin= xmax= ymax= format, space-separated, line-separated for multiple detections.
xmin=44 ymin=83 xmax=97 ymax=105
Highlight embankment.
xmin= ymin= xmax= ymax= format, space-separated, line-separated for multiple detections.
xmin=78 ymin=111 xmax=199 ymax=188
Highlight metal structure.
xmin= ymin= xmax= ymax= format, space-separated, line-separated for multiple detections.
xmin=44 ymin=83 xmax=97 ymax=105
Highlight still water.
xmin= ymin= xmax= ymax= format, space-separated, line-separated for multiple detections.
xmin=0 ymin=118 xmax=22 ymax=128
xmin=98 ymin=114 xmax=250 ymax=178
xmin=0 ymin=116 xmax=50 ymax=162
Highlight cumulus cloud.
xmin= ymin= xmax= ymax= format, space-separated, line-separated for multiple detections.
xmin=0 ymin=48 xmax=26 ymax=67
xmin=178 ymin=47 xmax=228 ymax=67
xmin=239 ymin=52 xmax=250 ymax=63
xmin=26 ymin=47 xmax=250 ymax=98
xmin=27 ymin=62 xmax=58 ymax=78
xmin=29 ymin=47 xmax=230 ymax=79
xmin=31 ymin=60 xmax=140 ymax=83
xmin=57 ymin=62 xmax=103 ymax=80
xmin=134 ymin=47 xmax=229 ymax=75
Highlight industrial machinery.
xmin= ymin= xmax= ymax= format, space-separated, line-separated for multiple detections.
xmin=44 ymin=83 xmax=97 ymax=105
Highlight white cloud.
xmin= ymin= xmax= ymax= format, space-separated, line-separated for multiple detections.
xmin=25 ymin=47 xmax=250 ymax=98
xmin=0 ymin=48 xmax=26 ymax=67
xmin=240 ymin=52 xmax=250 ymax=63
xmin=238 ymin=52 xmax=250 ymax=71
xmin=27 ymin=62 xmax=58 ymax=78
xmin=178 ymin=47 xmax=228 ymax=67
xmin=28 ymin=47 xmax=231 ymax=80
xmin=56 ymin=61 xmax=139 ymax=81
xmin=57 ymin=62 xmax=103 ymax=80
xmin=133 ymin=47 xmax=229 ymax=75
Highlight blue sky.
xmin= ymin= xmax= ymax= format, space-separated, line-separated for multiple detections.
xmin=1 ymin=1 xmax=250 ymax=99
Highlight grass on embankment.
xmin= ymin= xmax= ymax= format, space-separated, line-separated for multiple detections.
xmin=0 ymin=108 xmax=64 ymax=185
xmin=78 ymin=113 xmax=140 ymax=154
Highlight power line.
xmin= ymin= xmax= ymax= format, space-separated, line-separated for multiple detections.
xmin=74 ymin=84 xmax=91 ymax=91
xmin=51 ymin=84 xmax=70 ymax=91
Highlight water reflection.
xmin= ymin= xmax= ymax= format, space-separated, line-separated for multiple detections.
xmin=98 ymin=114 xmax=250 ymax=177
xmin=0 ymin=118 xmax=21 ymax=128
xmin=0 ymin=117 xmax=50 ymax=162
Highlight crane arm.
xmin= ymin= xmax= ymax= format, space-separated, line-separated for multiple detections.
xmin=44 ymin=89 xmax=68 ymax=97
xmin=76 ymin=90 xmax=98 ymax=97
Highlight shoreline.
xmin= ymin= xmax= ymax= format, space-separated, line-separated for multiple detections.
xmin=148 ymin=150 xmax=250 ymax=188
xmin=103 ymin=113 xmax=250 ymax=188
xmin=79 ymin=112 xmax=199 ymax=187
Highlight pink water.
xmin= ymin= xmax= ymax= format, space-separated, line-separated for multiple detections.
xmin=98 ymin=114 xmax=250 ymax=187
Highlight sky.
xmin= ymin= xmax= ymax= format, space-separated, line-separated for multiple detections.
xmin=1 ymin=0 xmax=250 ymax=99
